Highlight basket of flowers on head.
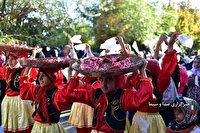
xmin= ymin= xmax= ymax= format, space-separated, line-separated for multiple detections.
xmin=0 ymin=43 xmax=34 ymax=53
xmin=72 ymin=54 xmax=144 ymax=77
xmin=18 ymin=57 xmax=73 ymax=68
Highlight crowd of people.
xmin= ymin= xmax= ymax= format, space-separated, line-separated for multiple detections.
xmin=0 ymin=32 xmax=200 ymax=133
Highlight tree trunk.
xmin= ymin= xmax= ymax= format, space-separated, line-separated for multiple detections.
xmin=1 ymin=0 xmax=6 ymax=14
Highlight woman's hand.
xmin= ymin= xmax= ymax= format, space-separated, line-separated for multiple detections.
xmin=139 ymin=59 xmax=148 ymax=78
xmin=115 ymin=36 xmax=124 ymax=45
xmin=154 ymin=34 xmax=168 ymax=59
xmin=158 ymin=34 xmax=168 ymax=45
xmin=68 ymin=40 xmax=74 ymax=49
xmin=32 ymin=46 xmax=42 ymax=59
xmin=85 ymin=44 xmax=94 ymax=58
xmin=116 ymin=36 xmax=126 ymax=54
xmin=85 ymin=44 xmax=91 ymax=51
xmin=22 ymin=67 xmax=31 ymax=76
xmin=168 ymin=32 xmax=180 ymax=52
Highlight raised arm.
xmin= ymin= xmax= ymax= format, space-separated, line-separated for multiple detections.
xmin=85 ymin=44 xmax=94 ymax=58
xmin=116 ymin=36 xmax=128 ymax=54
xmin=68 ymin=40 xmax=78 ymax=60
xmin=52 ymin=76 xmax=95 ymax=111
xmin=122 ymin=60 xmax=153 ymax=111
xmin=19 ymin=75 xmax=38 ymax=100
xmin=154 ymin=34 xmax=168 ymax=60
xmin=158 ymin=32 xmax=180 ymax=94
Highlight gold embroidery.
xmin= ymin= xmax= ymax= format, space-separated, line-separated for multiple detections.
xmin=47 ymin=98 xmax=50 ymax=102
xmin=110 ymin=99 xmax=119 ymax=116
xmin=13 ymin=74 xmax=20 ymax=88
xmin=110 ymin=98 xmax=125 ymax=121
xmin=111 ymin=99 xmax=119 ymax=105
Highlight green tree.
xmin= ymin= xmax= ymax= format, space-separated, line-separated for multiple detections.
xmin=176 ymin=1 xmax=200 ymax=50
xmin=156 ymin=5 xmax=178 ymax=35
xmin=76 ymin=0 xmax=170 ymax=50
xmin=0 ymin=0 xmax=76 ymax=47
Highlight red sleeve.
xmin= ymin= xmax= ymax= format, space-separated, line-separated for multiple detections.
xmin=158 ymin=50 xmax=177 ymax=94
xmin=0 ymin=66 xmax=6 ymax=80
xmin=92 ymin=80 xmax=101 ymax=89
xmin=54 ymin=70 xmax=64 ymax=89
xmin=122 ymin=78 xmax=153 ymax=111
xmin=53 ymin=77 xmax=95 ymax=111
xmin=52 ymin=84 xmax=70 ymax=111
xmin=19 ymin=75 xmax=38 ymax=100
xmin=29 ymin=68 xmax=39 ymax=82
xmin=124 ymin=73 xmax=142 ymax=90
xmin=123 ymin=75 xmax=132 ymax=89
xmin=80 ymin=76 xmax=95 ymax=83
xmin=178 ymin=66 xmax=188 ymax=94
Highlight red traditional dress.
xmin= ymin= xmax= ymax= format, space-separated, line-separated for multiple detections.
xmin=66 ymin=75 xmax=153 ymax=133
xmin=128 ymin=49 xmax=180 ymax=133
xmin=127 ymin=60 xmax=166 ymax=133
xmin=1 ymin=65 xmax=34 ymax=133
xmin=19 ymin=68 xmax=68 ymax=133
xmin=68 ymin=77 xmax=96 ymax=133
xmin=158 ymin=50 xmax=178 ymax=94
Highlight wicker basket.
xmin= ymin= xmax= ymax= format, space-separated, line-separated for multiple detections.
xmin=72 ymin=54 xmax=144 ymax=77
xmin=18 ymin=57 xmax=71 ymax=68
xmin=0 ymin=44 xmax=34 ymax=53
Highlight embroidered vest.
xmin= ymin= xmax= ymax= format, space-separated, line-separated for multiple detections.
xmin=9 ymin=68 xmax=23 ymax=92
xmin=33 ymin=87 xmax=61 ymax=124
xmin=93 ymin=88 xmax=126 ymax=131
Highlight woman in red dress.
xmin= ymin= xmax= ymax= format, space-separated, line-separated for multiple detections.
xmin=1 ymin=52 xmax=34 ymax=133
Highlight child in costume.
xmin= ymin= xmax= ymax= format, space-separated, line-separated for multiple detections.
xmin=129 ymin=32 xmax=188 ymax=133
xmin=128 ymin=59 xmax=166 ymax=133
xmin=1 ymin=51 xmax=34 ymax=133
xmin=20 ymin=65 xmax=69 ymax=133
xmin=68 ymin=44 xmax=95 ymax=133
xmin=66 ymin=58 xmax=153 ymax=133
xmin=68 ymin=76 xmax=96 ymax=133
xmin=154 ymin=32 xmax=188 ymax=126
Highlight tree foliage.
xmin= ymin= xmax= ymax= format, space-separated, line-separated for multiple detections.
xmin=156 ymin=5 xmax=178 ymax=35
xmin=0 ymin=0 xmax=199 ymax=51
xmin=76 ymin=0 xmax=181 ymax=51
xmin=176 ymin=1 xmax=200 ymax=50
xmin=0 ymin=0 xmax=76 ymax=47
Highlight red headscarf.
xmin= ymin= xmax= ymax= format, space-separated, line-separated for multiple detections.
xmin=37 ymin=67 xmax=62 ymax=124
xmin=112 ymin=75 xmax=126 ymax=89
xmin=146 ymin=59 xmax=161 ymax=79
xmin=38 ymin=67 xmax=64 ymax=88
xmin=39 ymin=68 xmax=59 ymax=82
